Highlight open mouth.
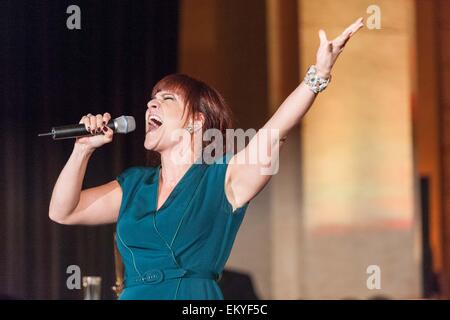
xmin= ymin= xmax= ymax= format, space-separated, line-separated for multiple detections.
xmin=147 ymin=114 xmax=163 ymax=132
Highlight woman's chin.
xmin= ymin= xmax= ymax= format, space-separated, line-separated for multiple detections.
xmin=145 ymin=127 xmax=165 ymax=150
xmin=144 ymin=137 xmax=158 ymax=151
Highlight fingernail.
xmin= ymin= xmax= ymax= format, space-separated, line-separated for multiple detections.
xmin=103 ymin=126 xmax=108 ymax=132
xmin=102 ymin=121 xmax=106 ymax=125
xmin=96 ymin=128 xmax=101 ymax=133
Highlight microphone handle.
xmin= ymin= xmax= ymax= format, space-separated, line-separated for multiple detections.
xmin=51 ymin=122 xmax=116 ymax=140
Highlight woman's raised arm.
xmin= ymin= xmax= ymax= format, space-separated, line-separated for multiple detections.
xmin=225 ymin=17 xmax=364 ymax=210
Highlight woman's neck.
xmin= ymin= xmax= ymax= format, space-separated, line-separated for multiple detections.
xmin=160 ymin=154 xmax=192 ymax=187
xmin=159 ymin=148 xmax=200 ymax=187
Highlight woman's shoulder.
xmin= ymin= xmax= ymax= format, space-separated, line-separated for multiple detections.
xmin=205 ymin=152 xmax=234 ymax=165
xmin=203 ymin=152 xmax=234 ymax=179
xmin=116 ymin=165 xmax=158 ymax=185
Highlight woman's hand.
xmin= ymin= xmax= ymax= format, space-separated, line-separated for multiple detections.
xmin=315 ymin=17 xmax=364 ymax=78
xmin=74 ymin=112 xmax=114 ymax=152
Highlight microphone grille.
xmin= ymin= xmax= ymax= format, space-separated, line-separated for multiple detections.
xmin=114 ymin=116 xmax=136 ymax=134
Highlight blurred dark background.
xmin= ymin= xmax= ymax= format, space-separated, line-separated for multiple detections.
xmin=0 ymin=0 xmax=179 ymax=299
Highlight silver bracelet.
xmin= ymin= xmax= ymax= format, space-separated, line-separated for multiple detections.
xmin=304 ymin=65 xmax=331 ymax=94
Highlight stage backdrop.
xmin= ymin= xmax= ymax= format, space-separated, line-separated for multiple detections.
xmin=0 ymin=0 xmax=179 ymax=299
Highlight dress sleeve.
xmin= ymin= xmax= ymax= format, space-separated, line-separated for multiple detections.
xmin=116 ymin=167 xmax=140 ymax=190
xmin=115 ymin=167 xmax=143 ymax=219
xmin=209 ymin=152 xmax=250 ymax=215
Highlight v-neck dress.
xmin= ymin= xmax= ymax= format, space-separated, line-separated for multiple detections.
xmin=115 ymin=153 xmax=250 ymax=300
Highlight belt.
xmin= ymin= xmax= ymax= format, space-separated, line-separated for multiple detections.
xmin=124 ymin=268 xmax=222 ymax=288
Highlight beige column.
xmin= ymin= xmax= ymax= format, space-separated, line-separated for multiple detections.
xmin=298 ymin=0 xmax=421 ymax=298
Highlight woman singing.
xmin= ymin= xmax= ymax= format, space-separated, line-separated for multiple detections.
xmin=48 ymin=18 xmax=363 ymax=300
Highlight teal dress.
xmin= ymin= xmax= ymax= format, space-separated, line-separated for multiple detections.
xmin=115 ymin=153 xmax=250 ymax=300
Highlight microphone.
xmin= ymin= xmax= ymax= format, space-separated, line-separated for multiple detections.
xmin=38 ymin=115 xmax=136 ymax=140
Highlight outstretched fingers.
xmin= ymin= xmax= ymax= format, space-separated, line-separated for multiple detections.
xmin=318 ymin=29 xmax=332 ymax=52
xmin=334 ymin=17 xmax=364 ymax=47
xmin=319 ymin=29 xmax=328 ymax=44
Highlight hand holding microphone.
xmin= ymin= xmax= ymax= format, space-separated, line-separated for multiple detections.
xmin=38 ymin=113 xmax=136 ymax=151
xmin=76 ymin=112 xmax=115 ymax=150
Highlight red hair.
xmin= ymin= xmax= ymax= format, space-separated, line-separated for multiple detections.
xmin=146 ymin=74 xmax=235 ymax=166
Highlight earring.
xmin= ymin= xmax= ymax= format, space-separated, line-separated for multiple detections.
xmin=185 ymin=123 xmax=194 ymax=134
xmin=186 ymin=122 xmax=201 ymax=134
